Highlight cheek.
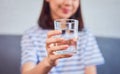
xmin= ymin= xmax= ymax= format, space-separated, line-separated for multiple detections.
xmin=75 ymin=2 xmax=79 ymax=8
xmin=50 ymin=2 xmax=61 ymax=11
xmin=73 ymin=3 xmax=79 ymax=12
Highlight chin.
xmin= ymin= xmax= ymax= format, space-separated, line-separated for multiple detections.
xmin=60 ymin=15 xmax=71 ymax=19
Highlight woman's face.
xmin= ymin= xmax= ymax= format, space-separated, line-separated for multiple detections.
xmin=46 ymin=0 xmax=80 ymax=20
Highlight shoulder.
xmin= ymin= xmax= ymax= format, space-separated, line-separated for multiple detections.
xmin=24 ymin=25 xmax=41 ymax=35
xmin=23 ymin=25 xmax=48 ymax=36
xmin=78 ymin=27 xmax=97 ymax=45
xmin=78 ymin=27 xmax=95 ymax=38
xmin=22 ymin=25 xmax=49 ymax=42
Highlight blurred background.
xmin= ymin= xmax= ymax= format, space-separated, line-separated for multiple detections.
xmin=0 ymin=0 xmax=120 ymax=74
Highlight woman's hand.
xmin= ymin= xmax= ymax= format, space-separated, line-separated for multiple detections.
xmin=45 ymin=30 xmax=72 ymax=67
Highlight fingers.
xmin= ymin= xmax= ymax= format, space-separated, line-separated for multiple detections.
xmin=49 ymin=54 xmax=72 ymax=62
xmin=47 ymin=30 xmax=61 ymax=38
xmin=45 ymin=30 xmax=74 ymax=67
xmin=46 ymin=37 xmax=64 ymax=45
xmin=48 ymin=45 xmax=69 ymax=54
xmin=46 ymin=54 xmax=72 ymax=66
xmin=55 ymin=54 xmax=73 ymax=59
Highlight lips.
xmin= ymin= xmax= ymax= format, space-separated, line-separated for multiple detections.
xmin=62 ymin=8 xmax=71 ymax=14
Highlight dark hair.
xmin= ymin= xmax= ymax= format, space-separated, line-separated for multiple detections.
xmin=38 ymin=0 xmax=84 ymax=31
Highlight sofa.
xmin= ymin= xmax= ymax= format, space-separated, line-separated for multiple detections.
xmin=0 ymin=35 xmax=120 ymax=74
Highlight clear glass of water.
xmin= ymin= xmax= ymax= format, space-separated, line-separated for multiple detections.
xmin=54 ymin=19 xmax=78 ymax=55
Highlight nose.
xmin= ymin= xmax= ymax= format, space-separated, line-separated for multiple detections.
xmin=64 ymin=0 xmax=73 ymax=6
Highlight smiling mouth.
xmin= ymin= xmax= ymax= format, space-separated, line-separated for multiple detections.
xmin=62 ymin=8 xmax=71 ymax=14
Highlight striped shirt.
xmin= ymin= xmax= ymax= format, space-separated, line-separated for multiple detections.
xmin=21 ymin=25 xmax=104 ymax=74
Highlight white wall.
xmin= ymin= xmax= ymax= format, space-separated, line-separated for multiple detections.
xmin=0 ymin=0 xmax=120 ymax=38
xmin=0 ymin=0 xmax=43 ymax=35
xmin=82 ymin=0 xmax=120 ymax=38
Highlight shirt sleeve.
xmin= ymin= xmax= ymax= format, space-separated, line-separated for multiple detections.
xmin=83 ymin=32 xmax=105 ymax=66
xmin=21 ymin=32 xmax=37 ymax=65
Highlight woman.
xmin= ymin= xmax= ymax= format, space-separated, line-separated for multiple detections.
xmin=21 ymin=0 xmax=104 ymax=74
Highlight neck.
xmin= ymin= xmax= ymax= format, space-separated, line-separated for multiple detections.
xmin=50 ymin=12 xmax=60 ymax=20
xmin=50 ymin=11 xmax=68 ymax=20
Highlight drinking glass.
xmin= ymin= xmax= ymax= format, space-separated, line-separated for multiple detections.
xmin=54 ymin=19 xmax=78 ymax=55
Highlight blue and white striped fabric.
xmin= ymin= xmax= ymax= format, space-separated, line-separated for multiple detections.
xmin=21 ymin=25 xmax=104 ymax=74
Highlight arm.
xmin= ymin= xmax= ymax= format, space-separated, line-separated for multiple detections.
xmin=85 ymin=65 xmax=97 ymax=74
xmin=21 ymin=57 xmax=53 ymax=74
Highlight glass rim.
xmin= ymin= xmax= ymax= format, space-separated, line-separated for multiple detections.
xmin=54 ymin=19 xmax=78 ymax=22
